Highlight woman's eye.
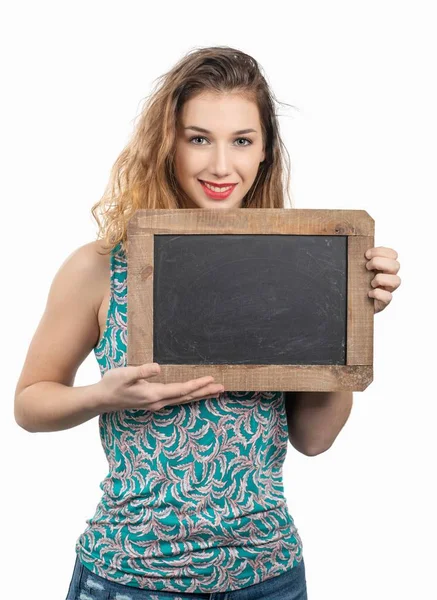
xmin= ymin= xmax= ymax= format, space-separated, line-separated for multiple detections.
xmin=236 ymin=138 xmax=252 ymax=146
xmin=189 ymin=136 xmax=252 ymax=146
xmin=190 ymin=136 xmax=206 ymax=145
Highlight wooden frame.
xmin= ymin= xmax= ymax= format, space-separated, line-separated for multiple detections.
xmin=127 ymin=208 xmax=374 ymax=391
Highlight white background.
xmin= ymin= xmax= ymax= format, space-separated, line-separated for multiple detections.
xmin=2 ymin=1 xmax=436 ymax=599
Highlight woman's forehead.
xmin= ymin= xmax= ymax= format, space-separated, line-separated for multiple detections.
xmin=179 ymin=93 xmax=261 ymax=131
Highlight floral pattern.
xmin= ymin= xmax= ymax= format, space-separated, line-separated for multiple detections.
xmin=75 ymin=242 xmax=303 ymax=594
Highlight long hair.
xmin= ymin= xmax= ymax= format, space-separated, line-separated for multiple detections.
xmin=91 ymin=46 xmax=296 ymax=255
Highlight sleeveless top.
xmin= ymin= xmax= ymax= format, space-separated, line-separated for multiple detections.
xmin=75 ymin=241 xmax=304 ymax=594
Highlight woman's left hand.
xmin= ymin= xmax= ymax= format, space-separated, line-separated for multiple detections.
xmin=365 ymin=246 xmax=401 ymax=314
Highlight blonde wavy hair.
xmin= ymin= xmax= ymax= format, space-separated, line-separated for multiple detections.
xmin=91 ymin=46 xmax=296 ymax=255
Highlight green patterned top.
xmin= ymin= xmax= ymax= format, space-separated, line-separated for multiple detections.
xmin=75 ymin=241 xmax=303 ymax=594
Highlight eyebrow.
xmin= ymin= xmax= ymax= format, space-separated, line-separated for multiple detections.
xmin=184 ymin=126 xmax=257 ymax=135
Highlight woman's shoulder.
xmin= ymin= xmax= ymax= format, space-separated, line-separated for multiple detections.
xmin=62 ymin=240 xmax=112 ymax=310
xmin=68 ymin=239 xmax=111 ymax=272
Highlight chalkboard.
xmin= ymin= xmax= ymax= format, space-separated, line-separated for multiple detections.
xmin=127 ymin=209 xmax=374 ymax=391
xmin=153 ymin=234 xmax=347 ymax=365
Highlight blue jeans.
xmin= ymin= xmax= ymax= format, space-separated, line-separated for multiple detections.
xmin=65 ymin=554 xmax=308 ymax=600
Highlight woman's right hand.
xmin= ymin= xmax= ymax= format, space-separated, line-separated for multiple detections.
xmin=98 ymin=363 xmax=224 ymax=413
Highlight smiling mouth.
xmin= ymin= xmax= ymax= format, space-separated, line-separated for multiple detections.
xmin=198 ymin=180 xmax=237 ymax=200
xmin=198 ymin=180 xmax=237 ymax=192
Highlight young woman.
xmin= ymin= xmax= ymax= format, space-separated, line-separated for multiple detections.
xmin=14 ymin=46 xmax=401 ymax=600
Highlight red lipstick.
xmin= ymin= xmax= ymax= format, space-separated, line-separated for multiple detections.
xmin=198 ymin=179 xmax=237 ymax=200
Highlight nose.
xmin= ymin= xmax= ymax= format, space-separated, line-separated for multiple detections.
xmin=209 ymin=143 xmax=232 ymax=178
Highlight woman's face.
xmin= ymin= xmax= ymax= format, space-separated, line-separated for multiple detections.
xmin=174 ymin=91 xmax=265 ymax=209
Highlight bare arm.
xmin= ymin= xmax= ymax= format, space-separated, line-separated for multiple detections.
xmin=14 ymin=242 xmax=106 ymax=432
xmin=15 ymin=382 xmax=108 ymax=433
xmin=14 ymin=242 xmax=223 ymax=432
xmin=285 ymin=391 xmax=353 ymax=456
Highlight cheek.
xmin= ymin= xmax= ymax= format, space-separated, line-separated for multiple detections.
xmin=238 ymin=151 xmax=262 ymax=174
xmin=174 ymin=148 xmax=198 ymax=179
